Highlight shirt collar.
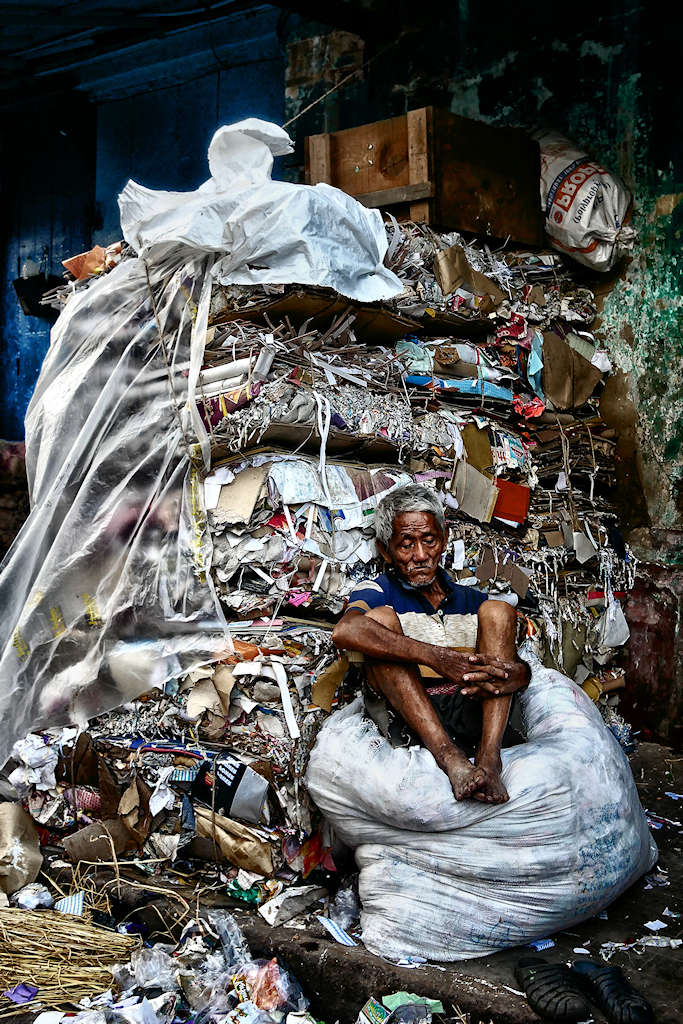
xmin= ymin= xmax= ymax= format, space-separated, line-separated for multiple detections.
xmin=387 ymin=565 xmax=456 ymax=610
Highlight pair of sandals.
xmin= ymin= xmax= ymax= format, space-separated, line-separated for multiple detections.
xmin=515 ymin=957 xmax=655 ymax=1023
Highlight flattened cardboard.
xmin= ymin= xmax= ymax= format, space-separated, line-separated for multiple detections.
xmin=210 ymin=287 xmax=421 ymax=345
xmin=475 ymin=547 xmax=529 ymax=598
xmin=451 ymin=461 xmax=498 ymax=523
xmin=186 ymin=678 xmax=226 ymax=720
xmin=117 ymin=777 xmax=152 ymax=843
xmin=461 ymin=423 xmax=494 ymax=477
xmin=216 ymin=464 xmax=269 ymax=524
xmin=311 ymin=655 xmax=349 ymax=712
xmin=194 ymin=805 xmax=273 ymax=875
xmin=0 ymin=803 xmax=42 ymax=894
xmin=213 ymin=665 xmax=236 ymax=712
xmin=209 ymin=421 xmax=398 ymax=467
xmin=542 ymin=332 xmax=603 ymax=410
xmin=62 ymin=819 xmax=137 ymax=863
xmin=434 ymin=244 xmax=505 ymax=310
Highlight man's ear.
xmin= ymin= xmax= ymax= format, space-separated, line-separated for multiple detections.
xmin=377 ymin=540 xmax=392 ymax=564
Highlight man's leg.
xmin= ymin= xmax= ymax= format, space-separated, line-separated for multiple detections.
xmin=364 ymin=606 xmax=485 ymax=800
xmin=472 ymin=600 xmax=518 ymax=804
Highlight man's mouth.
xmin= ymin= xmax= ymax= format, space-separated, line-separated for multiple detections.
xmin=406 ymin=564 xmax=437 ymax=583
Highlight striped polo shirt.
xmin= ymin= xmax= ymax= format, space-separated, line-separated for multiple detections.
xmin=346 ymin=567 xmax=488 ymax=678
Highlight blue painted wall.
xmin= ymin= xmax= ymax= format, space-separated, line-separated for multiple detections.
xmin=0 ymin=4 xmax=285 ymax=439
xmin=0 ymin=97 xmax=95 ymax=441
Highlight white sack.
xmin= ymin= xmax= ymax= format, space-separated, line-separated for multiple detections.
xmin=537 ymin=133 xmax=636 ymax=272
xmin=119 ymin=119 xmax=403 ymax=304
xmin=306 ymin=647 xmax=656 ymax=961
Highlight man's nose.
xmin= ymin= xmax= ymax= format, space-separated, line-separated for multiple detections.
xmin=414 ymin=542 xmax=429 ymax=562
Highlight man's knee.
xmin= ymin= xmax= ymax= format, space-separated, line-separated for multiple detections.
xmin=366 ymin=605 xmax=403 ymax=633
xmin=478 ymin=599 xmax=516 ymax=636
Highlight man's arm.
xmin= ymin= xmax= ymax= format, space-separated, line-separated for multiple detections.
xmin=332 ymin=609 xmax=508 ymax=691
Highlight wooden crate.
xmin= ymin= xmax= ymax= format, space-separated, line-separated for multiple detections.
xmin=305 ymin=107 xmax=544 ymax=246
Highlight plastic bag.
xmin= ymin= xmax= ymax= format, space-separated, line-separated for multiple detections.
xmin=537 ymin=133 xmax=636 ymax=271
xmin=120 ymin=119 xmax=402 ymax=305
xmin=225 ymin=1002 xmax=275 ymax=1024
xmin=172 ymin=911 xmax=251 ymax=1010
xmin=234 ymin=959 xmax=308 ymax=1015
xmin=385 ymin=1007 xmax=431 ymax=1024
xmin=128 ymin=947 xmax=178 ymax=991
xmin=12 ymin=882 xmax=53 ymax=909
xmin=328 ymin=879 xmax=361 ymax=932
xmin=306 ymin=646 xmax=656 ymax=961
xmin=178 ymin=951 xmax=235 ymax=1013
xmin=111 ymin=993 xmax=178 ymax=1024
xmin=0 ymin=251 xmax=231 ymax=766
xmin=206 ymin=909 xmax=251 ymax=968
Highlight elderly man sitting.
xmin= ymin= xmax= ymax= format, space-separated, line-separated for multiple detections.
xmin=332 ymin=484 xmax=530 ymax=804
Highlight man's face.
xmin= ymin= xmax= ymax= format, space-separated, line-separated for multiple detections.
xmin=380 ymin=511 xmax=447 ymax=588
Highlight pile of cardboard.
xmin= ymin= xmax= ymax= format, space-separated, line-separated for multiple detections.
xmin=200 ymin=222 xmax=633 ymax=695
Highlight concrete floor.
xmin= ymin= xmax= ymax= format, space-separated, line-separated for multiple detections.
xmin=234 ymin=742 xmax=682 ymax=1024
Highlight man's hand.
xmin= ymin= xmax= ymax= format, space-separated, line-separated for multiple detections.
xmin=460 ymin=654 xmax=530 ymax=699
xmin=434 ymin=647 xmax=479 ymax=688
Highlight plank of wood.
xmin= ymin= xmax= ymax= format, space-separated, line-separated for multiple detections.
xmin=305 ymin=107 xmax=542 ymax=243
xmin=433 ymin=109 xmax=543 ymax=244
xmin=306 ymin=133 xmax=332 ymax=185
xmin=325 ymin=115 xmax=409 ymax=195
xmin=407 ymin=106 xmax=434 ymax=222
xmin=355 ymin=181 xmax=435 ymax=208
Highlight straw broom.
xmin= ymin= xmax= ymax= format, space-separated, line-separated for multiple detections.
xmin=0 ymin=908 xmax=141 ymax=1016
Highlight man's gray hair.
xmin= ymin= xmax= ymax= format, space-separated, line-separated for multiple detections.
xmin=374 ymin=484 xmax=446 ymax=546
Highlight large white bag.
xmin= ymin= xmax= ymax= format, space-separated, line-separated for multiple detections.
xmin=306 ymin=647 xmax=656 ymax=960
xmin=537 ymin=133 xmax=636 ymax=272
xmin=119 ymin=119 xmax=402 ymax=304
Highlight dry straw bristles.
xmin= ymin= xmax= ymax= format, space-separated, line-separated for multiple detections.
xmin=0 ymin=908 xmax=141 ymax=1016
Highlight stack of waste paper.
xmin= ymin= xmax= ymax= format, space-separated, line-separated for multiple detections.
xmin=200 ymin=220 xmax=635 ymax=725
xmin=0 ymin=120 xmax=639 ymax=943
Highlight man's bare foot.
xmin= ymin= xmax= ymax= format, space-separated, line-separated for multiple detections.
xmin=444 ymin=751 xmax=486 ymax=801
xmin=473 ymin=750 xmax=509 ymax=803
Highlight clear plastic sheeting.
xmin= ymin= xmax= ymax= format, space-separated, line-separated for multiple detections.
xmin=0 ymin=252 xmax=231 ymax=766
xmin=119 ymin=119 xmax=403 ymax=304
xmin=307 ymin=647 xmax=657 ymax=961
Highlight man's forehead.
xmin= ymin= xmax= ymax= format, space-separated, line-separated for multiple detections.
xmin=391 ymin=511 xmax=440 ymax=534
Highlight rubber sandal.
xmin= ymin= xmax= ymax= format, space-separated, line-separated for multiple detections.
xmin=514 ymin=957 xmax=592 ymax=1021
xmin=571 ymin=959 xmax=655 ymax=1024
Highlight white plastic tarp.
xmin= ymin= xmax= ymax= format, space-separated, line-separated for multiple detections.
xmin=0 ymin=253 xmax=230 ymax=766
xmin=119 ymin=119 xmax=403 ymax=304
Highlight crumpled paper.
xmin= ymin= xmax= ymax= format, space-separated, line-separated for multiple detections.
xmin=0 ymin=802 xmax=42 ymax=894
